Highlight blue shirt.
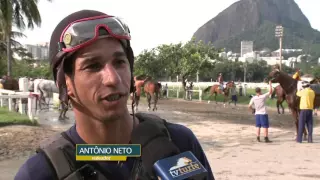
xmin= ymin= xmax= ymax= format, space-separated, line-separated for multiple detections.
xmin=15 ymin=123 xmax=215 ymax=180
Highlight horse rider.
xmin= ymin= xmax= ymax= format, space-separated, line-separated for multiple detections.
xmin=292 ymin=68 xmax=303 ymax=90
xmin=296 ymin=81 xmax=315 ymax=143
xmin=217 ymin=72 xmax=224 ymax=93
xmin=15 ymin=10 xmax=214 ymax=180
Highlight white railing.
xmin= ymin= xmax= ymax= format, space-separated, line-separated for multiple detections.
xmin=163 ymin=88 xmax=203 ymax=101
xmin=160 ymin=81 xmax=280 ymax=90
xmin=186 ymin=90 xmax=203 ymax=101
xmin=0 ymin=89 xmax=37 ymax=121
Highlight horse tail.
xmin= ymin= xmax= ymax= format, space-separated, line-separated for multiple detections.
xmin=271 ymin=87 xmax=276 ymax=99
xmin=204 ymin=86 xmax=212 ymax=93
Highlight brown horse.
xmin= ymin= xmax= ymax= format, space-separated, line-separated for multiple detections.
xmin=268 ymin=69 xmax=320 ymax=140
xmin=203 ymin=81 xmax=235 ymax=106
xmin=271 ymin=85 xmax=286 ymax=114
xmin=132 ymin=76 xmax=148 ymax=111
xmin=1 ymin=75 xmax=21 ymax=112
xmin=270 ymin=76 xmax=320 ymax=115
xmin=143 ymin=77 xmax=161 ymax=111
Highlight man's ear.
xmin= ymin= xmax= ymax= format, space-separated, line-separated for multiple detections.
xmin=65 ymin=75 xmax=75 ymax=98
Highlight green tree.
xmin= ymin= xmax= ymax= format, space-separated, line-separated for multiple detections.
xmin=134 ymin=49 xmax=164 ymax=79
xmin=311 ymin=66 xmax=320 ymax=78
xmin=0 ymin=0 xmax=52 ymax=76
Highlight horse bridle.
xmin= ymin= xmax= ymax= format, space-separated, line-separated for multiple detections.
xmin=270 ymin=71 xmax=296 ymax=94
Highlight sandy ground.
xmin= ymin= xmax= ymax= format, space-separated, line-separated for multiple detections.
xmin=0 ymin=98 xmax=319 ymax=180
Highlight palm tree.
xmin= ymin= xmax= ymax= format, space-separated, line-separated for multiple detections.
xmin=0 ymin=0 xmax=52 ymax=76
xmin=0 ymin=29 xmax=26 ymax=56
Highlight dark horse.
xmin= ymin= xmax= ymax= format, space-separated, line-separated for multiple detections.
xmin=1 ymin=75 xmax=22 ymax=112
xmin=271 ymin=77 xmax=320 ymax=115
xmin=268 ymin=68 xmax=320 ymax=141
xmin=203 ymin=81 xmax=235 ymax=107
xmin=271 ymin=85 xmax=286 ymax=114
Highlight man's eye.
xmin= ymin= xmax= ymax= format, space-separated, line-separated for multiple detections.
xmin=115 ymin=59 xmax=127 ymax=66
xmin=86 ymin=63 xmax=102 ymax=70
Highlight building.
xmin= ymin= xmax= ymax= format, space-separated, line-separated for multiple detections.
xmin=240 ymin=41 xmax=253 ymax=57
xmin=271 ymin=49 xmax=302 ymax=57
xmin=24 ymin=42 xmax=49 ymax=60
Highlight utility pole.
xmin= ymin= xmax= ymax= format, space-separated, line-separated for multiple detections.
xmin=196 ymin=70 xmax=199 ymax=82
xmin=275 ymin=25 xmax=284 ymax=70
xmin=243 ymin=61 xmax=247 ymax=83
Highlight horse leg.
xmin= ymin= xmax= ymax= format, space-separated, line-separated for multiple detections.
xmin=214 ymin=93 xmax=218 ymax=104
xmin=63 ymin=109 xmax=69 ymax=119
xmin=276 ymin=100 xmax=281 ymax=114
xmin=135 ymin=97 xmax=139 ymax=112
xmin=146 ymin=93 xmax=151 ymax=111
xmin=59 ymin=103 xmax=66 ymax=120
xmin=153 ymin=93 xmax=158 ymax=111
xmin=292 ymin=110 xmax=299 ymax=140
xmin=13 ymin=100 xmax=19 ymax=112
xmin=280 ymin=101 xmax=285 ymax=114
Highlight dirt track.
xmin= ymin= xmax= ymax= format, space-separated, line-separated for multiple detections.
xmin=0 ymin=98 xmax=319 ymax=180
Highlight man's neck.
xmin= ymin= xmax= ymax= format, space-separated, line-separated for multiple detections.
xmin=74 ymin=109 xmax=137 ymax=144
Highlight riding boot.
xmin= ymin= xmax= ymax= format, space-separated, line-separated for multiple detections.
xmin=264 ymin=137 xmax=272 ymax=143
xmin=257 ymin=136 xmax=260 ymax=142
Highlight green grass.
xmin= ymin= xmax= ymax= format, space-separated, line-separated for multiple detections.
xmin=140 ymin=87 xmax=287 ymax=108
xmin=0 ymin=107 xmax=38 ymax=127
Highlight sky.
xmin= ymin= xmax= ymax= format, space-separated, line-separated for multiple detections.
xmin=15 ymin=0 xmax=320 ymax=55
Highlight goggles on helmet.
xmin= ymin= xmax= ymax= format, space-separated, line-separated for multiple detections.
xmin=58 ymin=15 xmax=131 ymax=53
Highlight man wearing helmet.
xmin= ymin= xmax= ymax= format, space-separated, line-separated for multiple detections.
xmin=293 ymin=68 xmax=302 ymax=91
xmin=15 ymin=10 xmax=214 ymax=180
xmin=296 ymin=81 xmax=315 ymax=143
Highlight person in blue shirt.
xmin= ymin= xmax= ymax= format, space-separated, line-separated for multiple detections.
xmin=15 ymin=10 xmax=214 ymax=180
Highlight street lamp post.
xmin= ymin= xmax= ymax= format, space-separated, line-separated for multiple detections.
xmin=243 ymin=61 xmax=247 ymax=83
xmin=275 ymin=25 xmax=284 ymax=70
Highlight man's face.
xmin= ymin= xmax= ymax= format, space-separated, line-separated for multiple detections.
xmin=66 ymin=38 xmax=131 ymax=122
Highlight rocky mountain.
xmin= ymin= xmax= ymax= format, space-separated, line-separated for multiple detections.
xmin=193 ymin=0 xmax=320 ymax=55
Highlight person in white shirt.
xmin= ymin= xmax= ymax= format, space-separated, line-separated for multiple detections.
xmin=248 ymin=81 xmax=273 ymax=143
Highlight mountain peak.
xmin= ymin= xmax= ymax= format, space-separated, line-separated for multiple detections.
xmin=193 ymin=0 xmax=313 ymax=51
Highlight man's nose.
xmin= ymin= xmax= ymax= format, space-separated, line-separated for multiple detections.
xmin=101 ymin=65 xmax=121 ymax=86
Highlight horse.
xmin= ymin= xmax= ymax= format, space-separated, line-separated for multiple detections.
xmin=268 ymin=68 xmax=320 ymax=141
xmin=143 ymin=77 xmax=161 ymax=111
xmin=203 ymin=81 xmax=235 ymax=107
xmin=132 ymin=76 xmax=149 ymax=112
xmin=32 ymin=79 xmax=69 ymax=120
xmin=271 ymin=85 xmax=286 ymax=114
xmin=1 ymin=76 xmax=22 ymax=112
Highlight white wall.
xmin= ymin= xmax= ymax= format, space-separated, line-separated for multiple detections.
xmin=159 ymin=81 xmax=279 ymax=89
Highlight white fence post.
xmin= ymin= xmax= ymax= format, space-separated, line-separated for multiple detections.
xmin=28 ymin=96 xmax=34 ymax=121
xmin=199 ymin=90 xmax=202 ymax=101
xmin=8 ymin=98 xmax=12 ymax=111
xmin=0 ymin=89 xmax=36 ymax=121
xmin=19 ymin=98 xmax=23 ymax=114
